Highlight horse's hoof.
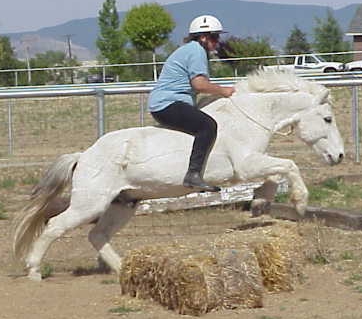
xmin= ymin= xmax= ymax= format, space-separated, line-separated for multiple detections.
xmin=251 ymin=199 xmax=271 ymax=217
xmin=28 ymin=269 xmax=42 ymax=282
xmin=295 ymin=202 xmax=306 ymax=217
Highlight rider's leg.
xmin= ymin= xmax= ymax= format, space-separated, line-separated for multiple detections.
xmin=151 ymin=101 xmax=220 ymax=192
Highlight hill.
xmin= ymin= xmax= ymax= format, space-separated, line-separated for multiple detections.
xmin=3 ymin=0 xmax=360 ymax=61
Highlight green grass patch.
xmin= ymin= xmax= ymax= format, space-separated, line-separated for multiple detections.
xmin=349 ymin=273 xmax=362 ymax=282
xmin=101 ymin=279 xmax=118 ymax=285
xmin=341 ymin=251 xmax=355 ymax=260
xmin=259 ymin=177 xmax=362 ymax=211
xmin=343 ymin=273 xmax=362 ymax=286
xmin=308 ymin=186 xmax=332 ymax=202
xmin=41 ymin=263 xmax=54 ymax=279
xmin=320 ymin=177 xmax=340 ymax=190
xmin=307 ymin=178 xmax=362 ymax=209
xmin=310 ymin=254 xmax=329 ymax=265
xmin=108 ymin=306 xmax=140 ymax=315
xmin=0 ymin=202 xmax=7 ymax=220
xmin=274 ymin=192 xmax=289 ymax=203
xmin=354 ymin=286 xmax=362 ymax=293
xmin=0 ymin=178 xmax=16 ymax=189
xmin=21 ymin=174 xmax=39 ymax=186
xmin=0 ymin=211 xmax=8 ymax=220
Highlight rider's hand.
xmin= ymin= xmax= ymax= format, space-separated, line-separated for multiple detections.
xmin=221 ymin=86 xmax=235 ymax=97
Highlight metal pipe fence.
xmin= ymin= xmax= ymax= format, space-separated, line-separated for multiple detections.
xmin=1 ymin=50 xmax=362 ymax=87
xmin=0 ymin=76 xmax=361 ymax=169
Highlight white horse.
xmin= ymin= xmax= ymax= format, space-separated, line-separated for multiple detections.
xmin=13 ymin=71 xmax=344 ymax=281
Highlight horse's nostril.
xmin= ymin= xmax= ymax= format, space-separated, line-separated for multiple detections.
xmin=339 ymin=153 xmax=344 ymax=160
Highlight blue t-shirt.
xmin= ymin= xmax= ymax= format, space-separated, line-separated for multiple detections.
xmin=148 ymin=41 xmax=209 ymax=112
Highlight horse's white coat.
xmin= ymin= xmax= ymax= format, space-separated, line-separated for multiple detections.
xmin=13 ymin=71 xmax=344 ymax=281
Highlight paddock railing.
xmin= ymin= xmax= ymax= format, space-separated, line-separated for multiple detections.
xmin=1 ymin=50 xmax=361 ymax=86
xmin=0 ymin=74 xmax=361 ymax=169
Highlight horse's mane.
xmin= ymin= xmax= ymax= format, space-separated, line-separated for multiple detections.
xmin=235 ymin=70 xmax=328 ymax=97
xmin=199 ymin=71 xmax=329 ymax=109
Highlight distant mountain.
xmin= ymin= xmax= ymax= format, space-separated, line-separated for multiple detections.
xmin=3 ymin=0 xmax=360 ymax=61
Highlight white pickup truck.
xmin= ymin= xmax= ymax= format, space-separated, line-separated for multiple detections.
xmin=344 ymin=60 xmax=362 ymax=72
xmin=264 ymin=54 xmax=344 ymax=74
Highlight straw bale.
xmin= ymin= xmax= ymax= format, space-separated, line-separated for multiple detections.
xmin=253 ymin=239 xmax=293 ymax=292
xmin=214 ymin=219 xmax=305 ymax=292
xmin=119 ymin=219 xmax=308 ymax=315
xmin=216 ymin=249 xmax=263 ymax=309
xmin=120 ymin=244 xmax=224 ymax=316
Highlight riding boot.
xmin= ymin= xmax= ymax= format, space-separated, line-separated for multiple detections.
xmin=183 ymin=170 xmax=221 ymax=192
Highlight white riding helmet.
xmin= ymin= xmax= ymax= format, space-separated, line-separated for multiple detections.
xmin=189 ymin=15 xmax=225 ymax=34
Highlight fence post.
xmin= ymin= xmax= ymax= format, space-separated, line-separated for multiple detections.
xmin=352 ymin=86 xmax=360 ymax=163
xmin=139 ymin=93 xmax=145 ymax=126
xmin=96 ymin=90 xmax=105 ymax=138
xmin=7 ymin=100 xmax=13 ymax=155
xmin=152 ymin=52 xmax=158 ymax=82
xmin=102 ymin=66 xmax=106 ymax=83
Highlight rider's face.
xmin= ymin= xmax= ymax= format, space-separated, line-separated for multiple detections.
xmin=200 ymin=33 xmax=220 ymax=51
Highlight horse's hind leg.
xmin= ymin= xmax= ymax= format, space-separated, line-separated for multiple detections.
xmin=251 ymin=176 xmax=279 ymax=217
xmin=88 ymin=198 xmax=138 ymax=274
xmin=26 ymin=193 xmax=114 ymax=281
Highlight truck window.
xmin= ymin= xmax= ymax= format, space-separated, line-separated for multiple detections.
xmin=315 ymin=55 xmax=326 ymax=62
xmin=297 ymin=56 xmax=303 ymax=65
xmin=306 ymin=56 xmax=317 ymax=64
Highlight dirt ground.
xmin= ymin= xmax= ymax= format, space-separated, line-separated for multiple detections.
xmin=1 ymin=185 xmax=362 ymax=319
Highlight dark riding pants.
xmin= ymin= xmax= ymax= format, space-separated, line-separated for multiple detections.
xmin=151 ymin=101 xmax=218 ymax=173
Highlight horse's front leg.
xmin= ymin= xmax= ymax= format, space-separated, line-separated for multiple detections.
xmin=236 ymin=153 xmax=308 ymax=215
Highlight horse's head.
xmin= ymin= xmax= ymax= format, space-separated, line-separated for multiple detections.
xmin=295 ymin=89 xmax=344 ymax=165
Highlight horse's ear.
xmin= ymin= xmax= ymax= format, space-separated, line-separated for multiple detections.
xmin=318 ymin=89 xmax=330 ymax=104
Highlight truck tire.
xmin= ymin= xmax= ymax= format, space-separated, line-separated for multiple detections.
xmin=323 ymin=68 xmax=336 ymax=73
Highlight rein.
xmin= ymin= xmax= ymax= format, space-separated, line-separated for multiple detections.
xmin=228 ymin=97 xmax=293 ymax=137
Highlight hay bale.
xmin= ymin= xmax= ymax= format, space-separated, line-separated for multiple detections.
xmin=253 ymin=239 xmax=293 ymax=292
xmin=216 ymin=249 xmax=263 ymax=309
xmin=214 ymin=219 xmax=305 ymax=293
xmin=120 ymin=245 xmax=224 ymax=316
xmin=119 ymin=219 xmax=307 ymax=315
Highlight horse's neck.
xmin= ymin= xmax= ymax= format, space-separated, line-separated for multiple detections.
xmin=205 ymin=91 xmax=311 ymax=136
xmin=268 ymin=92 xmax=311 ymax=131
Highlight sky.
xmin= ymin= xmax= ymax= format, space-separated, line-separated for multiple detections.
xmin=1 ymin=0 xmax=361 ymax=34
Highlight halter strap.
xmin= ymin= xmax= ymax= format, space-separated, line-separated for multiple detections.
xmin=228 ymin=97 xmax=293 ymax=137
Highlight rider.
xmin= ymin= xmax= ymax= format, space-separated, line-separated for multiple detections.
xmin=148 ymin=15 xmax=235 ymax=192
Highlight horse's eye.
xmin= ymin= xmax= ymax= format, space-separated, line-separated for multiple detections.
xmin=324 ymin=116 xmax=332 ymax=124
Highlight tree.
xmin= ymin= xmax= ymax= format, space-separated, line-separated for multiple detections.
xmin=313 ymin=10 xmax=351 ymax=62
xmin=285 ymin=25 xmax=311 ymax=55
xmin=122 ymin=3 xmax=175 ymax=80
xmin=30 ymin=51 xmax=80 ymax=85
xmin=217 ymin=36 xmax=276 ymax=76
xmin=0 ymin=36 xmax=18 ymax=86
xmin=96 ymin=0 xmax=127 ymax=65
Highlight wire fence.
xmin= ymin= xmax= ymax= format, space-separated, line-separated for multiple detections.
xmin=0 ymin=93 xmax=153 ymax=163
xmin=0 ymin=78 xmax=360 ymax=188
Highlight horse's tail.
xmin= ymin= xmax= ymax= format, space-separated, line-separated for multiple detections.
xmin=13 ymin=152 xmax=81 ymax=261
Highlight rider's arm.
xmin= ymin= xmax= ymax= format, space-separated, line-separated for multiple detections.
xmin=191 ymin=75 xmax=235 ymax=97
